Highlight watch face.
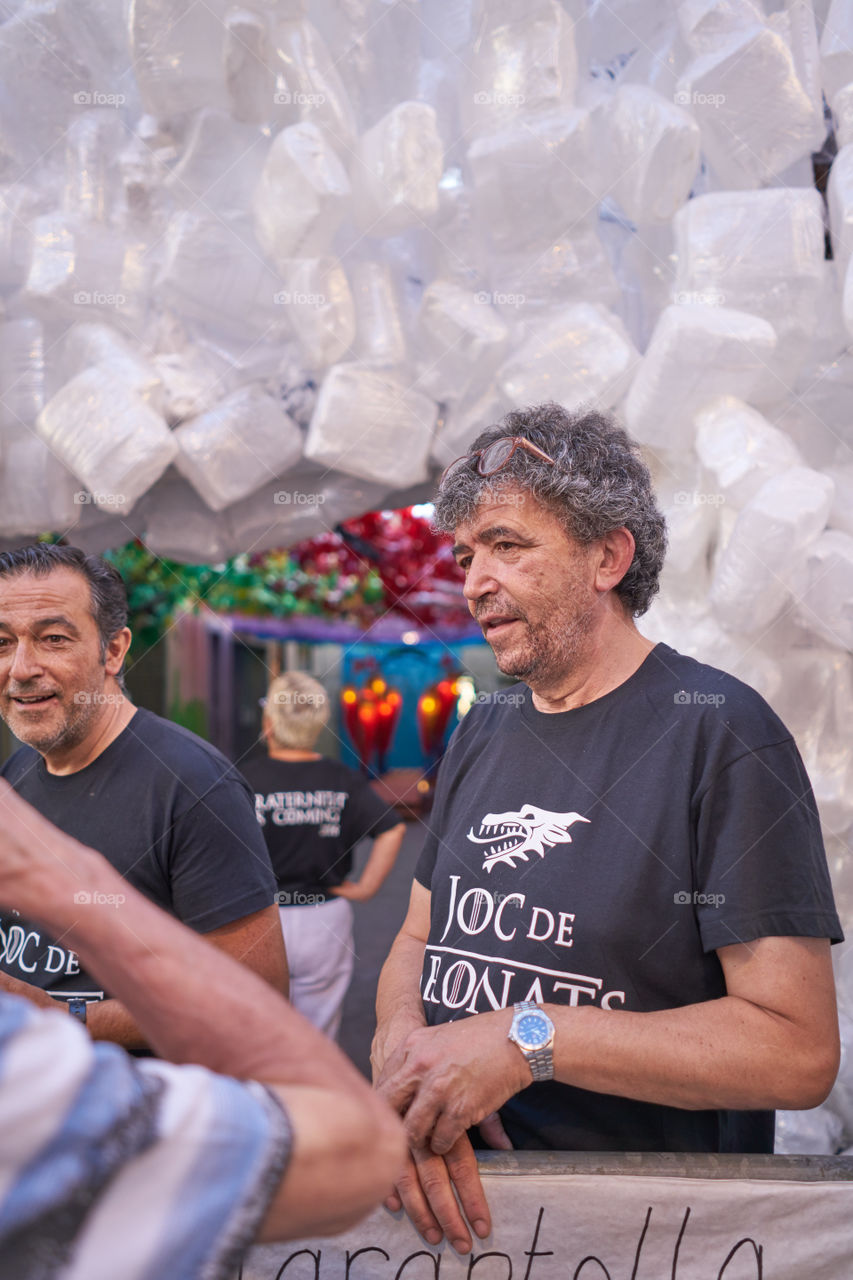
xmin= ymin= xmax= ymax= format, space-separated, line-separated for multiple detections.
xmin=516 ymin=1012 xmax=550 ymax=1049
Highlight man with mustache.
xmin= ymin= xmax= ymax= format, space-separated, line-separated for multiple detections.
xmin=373 ymin=402 xmax=842 ymax=1255
xmin=0 ymin=544 xmax=286 ymax=1047
xmin=0 ymin=779 xmax=405 ymax=1275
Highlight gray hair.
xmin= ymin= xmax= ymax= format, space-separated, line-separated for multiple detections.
xmin=264 ymin=672 xmax=330 ymax=750
xmin=434 ymin=403 xmax=667 ymax=616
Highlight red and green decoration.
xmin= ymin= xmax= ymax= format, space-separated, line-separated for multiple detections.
xmin=107 ymin=505 xmax=469 ymax=649
xmin=331 ymin=507 xmax=469 ymax=629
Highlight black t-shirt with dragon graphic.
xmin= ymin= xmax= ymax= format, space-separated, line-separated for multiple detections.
xmin=415 ymin=643 xmax=842 ymax=1153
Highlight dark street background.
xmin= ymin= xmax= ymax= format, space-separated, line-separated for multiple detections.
xmin=339 ymin=820 xmax=424 ymax=1077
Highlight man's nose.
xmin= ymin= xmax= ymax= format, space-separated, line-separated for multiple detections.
xmin=462 ymin=553 xmax=499 ymax=601
xmin=7 ymin=640 xmax=45 ymax=683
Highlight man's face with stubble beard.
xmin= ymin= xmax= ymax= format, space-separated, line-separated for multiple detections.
xmin=452 ymin=490 xmax=603 ymax=691
xmin=0 ymin=568 xmax=114 ymax=760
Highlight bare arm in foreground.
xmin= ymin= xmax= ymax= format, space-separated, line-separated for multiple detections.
xmin=0 ymin=780 xmax=405 ymax=1242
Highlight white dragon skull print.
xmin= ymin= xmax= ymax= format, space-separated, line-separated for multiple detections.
xmin=466 ymin=805 xmax=591 ymax=872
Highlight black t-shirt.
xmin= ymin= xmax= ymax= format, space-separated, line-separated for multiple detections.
xmin=0 ymin=708 xmax=277 ymax=997
xmin=415 ymin=643 xmax=843 ymax=1154
xmin=241 ymin=755 xmax=400 ymax=901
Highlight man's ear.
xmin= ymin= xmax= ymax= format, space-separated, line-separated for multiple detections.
xmin=104 ymin=627 xmax=132 ymax=678
xmin=593 ymin=528 xmax=636 ymax=593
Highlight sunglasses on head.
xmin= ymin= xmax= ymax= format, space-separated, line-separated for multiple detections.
xmin=439 ymin=436 xmax=557 ymax=488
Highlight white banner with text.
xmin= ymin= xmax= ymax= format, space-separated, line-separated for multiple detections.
xmin=239 ymin=1159 xmax=853 ymax=1280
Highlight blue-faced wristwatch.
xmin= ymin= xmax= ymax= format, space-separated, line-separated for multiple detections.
xmin=508 ymin=1000 xmax=555 ymax=1082
xmin=67 ymin=998 xmax=88 ymax=1025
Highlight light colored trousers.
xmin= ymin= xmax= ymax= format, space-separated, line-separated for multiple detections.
xmin=278 ymin=897 xmax=355 ymax=1040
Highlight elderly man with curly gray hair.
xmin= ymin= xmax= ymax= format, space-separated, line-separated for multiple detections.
xmin=373 ymin=402 xmax=842 ymax=1256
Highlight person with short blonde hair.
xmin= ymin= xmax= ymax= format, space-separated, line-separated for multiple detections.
xmin=264 ymin=672 xmax=330 ymax=750
xmin=243 ymin=672 xmax=406 ymax=1039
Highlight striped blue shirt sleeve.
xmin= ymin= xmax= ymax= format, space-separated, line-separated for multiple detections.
xmin=0 ymin=994 xmax=292 ymax=1280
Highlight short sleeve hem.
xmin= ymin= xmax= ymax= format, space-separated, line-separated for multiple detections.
xmin=185 ymin=888 xmax=276 ymax=933
xmin=698 ymin=909 xmax=844 ymax=953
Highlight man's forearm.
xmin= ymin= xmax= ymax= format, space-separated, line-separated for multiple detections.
xmin=373 ymin=930 xmax=429 ymax=1075
xmin=547 ymin=935 xmax=839 ymax=1113
xmin=86 ymin=998 xmax=149 ymax=1049
xmin=87 ymin=906 xmax=290 ymax=1049
xmin=549 ymin=995 xmax=837 ymax=1112
xmin=334 ymin=823 xmax=406 ymax=901
xmin=0 ymin=971 xmax=60 ymax=1010
xmin=2 ymin=973 xmax=154 ymax=1052
xmin=17 ymin=840 xmax=361 ymax=1090
xmin=381 ymin=938 xmax=841 ymax=1158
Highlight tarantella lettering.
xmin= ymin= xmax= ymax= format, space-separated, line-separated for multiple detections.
xmin=522 ymin=1207 xmax=553 ymax=1280
xmin=346 ymin=1247 xmax=389 ymax=1277
xmin=467 ymin=1252 xmax=511 ymax=1278
xmin=573 ymin=1260 xmax=610 ymax=1279
xmin=394 ymin=1252 xmax=440 ymax=1280
xmin=718 ymin=1238 xmax=762 ymax=1278
xmin=243 ymin=1201 xmax=766 ymax=1280
xmin=273 ymin=1247 xmax=321 ymax=1278
xmin=566 ymin=1204 xmax=762 ymax=1280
